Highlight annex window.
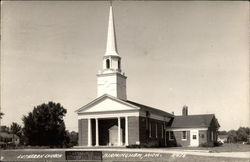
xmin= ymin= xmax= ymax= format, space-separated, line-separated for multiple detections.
xmin=169 ymin=131 xmax=174 ymax=140
xmin=182 ymin=131 xmax=187 ymax=140
xmin=193 ymin=135 xmax=197 ymax=139
xmin=106 ymin=59 xmax=110 ymax=69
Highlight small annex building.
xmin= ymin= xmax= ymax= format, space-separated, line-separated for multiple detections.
xmin=76 ymin=4 xmax=220 ymax=147
xmin=166 ymin=107 xmax=220 ymax=147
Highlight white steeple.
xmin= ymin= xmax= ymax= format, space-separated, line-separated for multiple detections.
xmin=105 ymin=5 xmax=119 ymax=56
xmin=97 ymin=3 xmax=127 ymax=100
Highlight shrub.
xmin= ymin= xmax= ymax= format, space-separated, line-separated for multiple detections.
xmin=126 ymin=144 xmax=141 ymax=148
xmin=214 ymin=141 xmax=223 ymax=147
xmin=126 ymin=140 xmax=160 ymax=148
xmin=200 ymin=142 xmax=214 ymax=147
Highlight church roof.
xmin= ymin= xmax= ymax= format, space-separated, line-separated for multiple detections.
xmin=125 ymin=100 xmax=174 ymax=118
xmin=168 ymin=114 xmax=220 ymax=128
xmin=75 ymin=94 xmax=139 ymax=113
xmin=75 ymin=94 xmax=173 ymax=118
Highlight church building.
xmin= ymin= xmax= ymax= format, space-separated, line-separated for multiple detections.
xmin=75 ymin=5 xmax=220 ymax=147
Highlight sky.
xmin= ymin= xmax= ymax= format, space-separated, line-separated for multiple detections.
xmin=1 ymin=1 xmax=249 ymax=131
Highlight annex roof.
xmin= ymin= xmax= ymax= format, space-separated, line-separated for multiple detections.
xmin=168 ymin=114 xmax=220 ymax=128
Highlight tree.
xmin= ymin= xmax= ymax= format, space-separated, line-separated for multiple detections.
xmin=10 ymin=122 xmax=22 ymax=138
xmin=237 ymin=127 xmax=249 ymax=142
xmin=218 ymin=130 xmax=228 ymax=135
xmin=227 ymin=130 xmax=237 ymax=143
xmin=0 ymin=111 xmax=4 ymax=119
xmin=66 ymin=131 xmax=78 ymax=147
xmin=22 ymin=102 xmax=68 ymax=147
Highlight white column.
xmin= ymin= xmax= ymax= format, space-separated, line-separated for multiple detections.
xmin=95 ymin=118 xmax=99 ymax=146
xmin=118 ymin=117 xmax=121 ymax=146
xmin=88 ymin=118 xmax=92 ymax=146
xmin=125 ymin=116 xmax=129 ymax=146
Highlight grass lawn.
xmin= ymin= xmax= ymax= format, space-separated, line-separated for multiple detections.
xmin=210 ymin=143 xmax=250 ymax=152
xmin=174 ymin=143 xmax=250 ymax=152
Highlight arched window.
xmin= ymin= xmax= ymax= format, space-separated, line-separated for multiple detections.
xmin=118 ymin=60 xmax=121 ymax=69
xmin=106 ymin=59 xmax=110 ymax=69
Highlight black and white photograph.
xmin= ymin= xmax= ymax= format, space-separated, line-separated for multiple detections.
xmin=0 ymin=0 xmax=249 ymax=161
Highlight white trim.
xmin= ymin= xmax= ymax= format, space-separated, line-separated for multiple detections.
xmin=78 ymin=111 xmax=140 ymax=119
xmin=125 ymin=116 xmax=128 ymax=146
xmin=87 ymin=118 xmax=92 ymax=146
xmin=166 ymin=128 xmax=208 ymax=131
xmin=118 ymin=117 xmax=121 ymax=146
xmin=95 ymin=118 xmax=99 ymax=146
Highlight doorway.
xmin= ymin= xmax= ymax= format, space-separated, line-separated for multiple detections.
xmin=190 ymin=130 xmax=199 ymax=146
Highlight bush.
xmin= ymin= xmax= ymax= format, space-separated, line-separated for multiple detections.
xmin=200 ymin=142 xmax=214 ymax=147
xmin=126 ymin=140 xmax=160 ymax=148
xmin=214 ymin=141 xmax=223 ymax=147
xmin=126 ymin=144 xmax=141 ymax=148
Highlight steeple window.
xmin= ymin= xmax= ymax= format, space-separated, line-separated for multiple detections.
xmin=118 ymin=60 xmax=121 ymax=69
xmin=106 ymin=59 xmax=110 ymax=69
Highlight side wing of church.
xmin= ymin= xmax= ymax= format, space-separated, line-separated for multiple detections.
xmin=75 ymin=4 xmax=220 ymax=147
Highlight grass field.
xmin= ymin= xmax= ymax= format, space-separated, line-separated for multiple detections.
xmin=173 ymin=143 xmax=250 ymax=152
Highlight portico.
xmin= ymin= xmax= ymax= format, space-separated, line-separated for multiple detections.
xmin=86 ymin=116 xmax=129 ymax=146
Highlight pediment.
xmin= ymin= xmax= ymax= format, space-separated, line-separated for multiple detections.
xmin=76 ymin=94 xmax=139 ymax=113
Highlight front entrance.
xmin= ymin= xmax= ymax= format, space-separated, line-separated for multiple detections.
xmin=109 ymin=125 xmax=123 ymax=146
xmin=190 ymin=130 xmax=199 ymax=146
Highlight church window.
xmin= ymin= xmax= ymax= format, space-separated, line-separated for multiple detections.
xmin=149 ymin=121 xmax=152 ymax=138
xmin=155 ymin=123 xmax=158 ymax=138
xmin=161 ymin=124 xmax=164 ymax=139
xmin=106 ymin=59 xmax=110 ymax=69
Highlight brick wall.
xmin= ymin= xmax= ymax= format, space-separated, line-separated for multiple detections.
xmin=166 ymin=131 xmax=190 ymax=147
xmin=78 ymin=119 xmax=88 ymax=146
xmin=174 ymin=131 xmax=190 ymax=147
xmin=128 ymin=116 xmax=139 ymax=144
xmin=139 ymin=116 xmax=167 ymax=146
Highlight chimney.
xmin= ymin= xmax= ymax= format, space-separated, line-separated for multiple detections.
xmin=182 ymin=105 xmax=188 ymax=116
xmin=172 ymin=111 xmax=174 ymax=115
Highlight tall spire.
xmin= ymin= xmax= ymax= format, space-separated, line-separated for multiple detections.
xmin=105 ymin=4 xmax=118 ymax=56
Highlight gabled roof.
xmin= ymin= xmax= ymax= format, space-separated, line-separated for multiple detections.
xmin=125 ymin=100 xmax=174 ymax=118
xmin=168 ymin=114 xmax=220 ymax=128
xmin=75 ymin=94 xmax=173 ymax=118
xmin=75 ymin=94 xmax=139 ymax=113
